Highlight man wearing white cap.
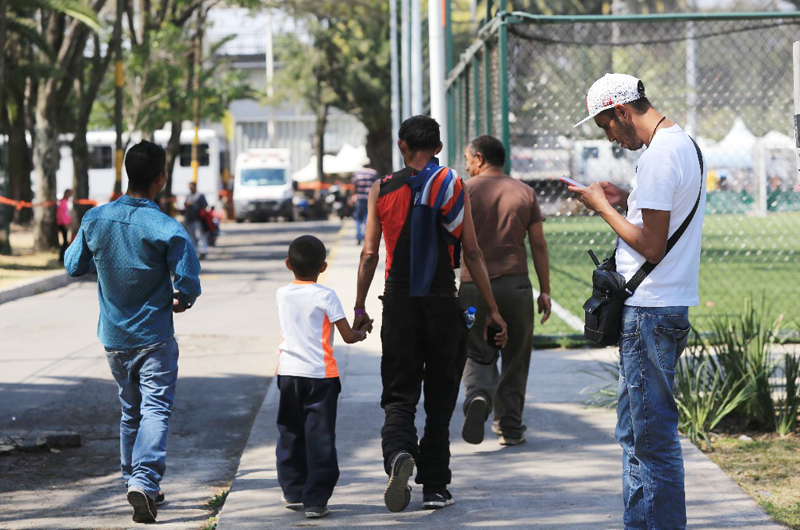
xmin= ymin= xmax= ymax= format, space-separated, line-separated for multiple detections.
xmin=569 ymin=73 xmax=706 ymax=529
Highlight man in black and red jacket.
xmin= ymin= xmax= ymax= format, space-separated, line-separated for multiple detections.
xmin=354 ymin=115 xmax=507 ymax=512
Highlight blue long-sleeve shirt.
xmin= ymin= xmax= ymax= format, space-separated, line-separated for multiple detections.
xmin=65 ymin=195 xmax=201 ymax=350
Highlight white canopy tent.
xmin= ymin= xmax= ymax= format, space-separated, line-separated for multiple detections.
xmin=292 ymin=143 xmax=368 ymax=182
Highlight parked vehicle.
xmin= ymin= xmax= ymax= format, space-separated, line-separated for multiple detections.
xmin=233 ymin=148 xmax=297 ymax=222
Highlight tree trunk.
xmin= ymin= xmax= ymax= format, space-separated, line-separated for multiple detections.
xmin=71 ymin=120 xmax=90 ymax=233
xmin=160 ymin=117 xmax=181 ymax=215
xmin=32 ymin=102 xmax=59 ymax=252
xmin=315 ymin=102 xmax=328 ymax=184
xmin=9 ymin=90 xmax=33 ymax=225
xmin=0 ymin=0 xmax=9 ymax=255
xmin=365 ymin=128 xmax=392 ymax=177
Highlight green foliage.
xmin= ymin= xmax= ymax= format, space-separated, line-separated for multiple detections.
xmin=776 ymin=353 xmax=800 ymax=436
xmin=709 ymin=296 xmax=785 ymax=431
xmin=674 ymin=333 xmax=752 ymax=450
xmin=580 ymin=359 xmax=620 ymax=408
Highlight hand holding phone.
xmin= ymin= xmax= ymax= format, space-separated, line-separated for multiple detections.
xmin=560 ymin=175 xmax=586 ymax=188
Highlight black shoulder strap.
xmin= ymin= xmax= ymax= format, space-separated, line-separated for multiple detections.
xmin=378 ymin=166 xmax=416 ymax=198
xmin=624 ymin=136 xmax=703 ymax=296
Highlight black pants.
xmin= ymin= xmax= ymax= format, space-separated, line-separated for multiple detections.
xmin=276 ymin=375 xmax=341 ymax=507
xmin=460 ymin=275 xmax=534 ymax=438
xmin=58 ymin=226 xmax=69 ymax=263
xmin=380 ymin=295 xmax=467 ymax=489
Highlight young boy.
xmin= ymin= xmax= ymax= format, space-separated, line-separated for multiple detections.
xmin=275 ymin=235 xmax=369 ymax=519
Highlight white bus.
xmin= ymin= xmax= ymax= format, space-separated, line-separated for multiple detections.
xmin=54 ymin=128 xmax=227 ymax=208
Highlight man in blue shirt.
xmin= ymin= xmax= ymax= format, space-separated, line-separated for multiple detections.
xmin=65 ymin=140 xmax=201 ymax=524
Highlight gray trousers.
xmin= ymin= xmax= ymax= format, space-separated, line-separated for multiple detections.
xmin=459 ymin=274 xmax=534 ymax=439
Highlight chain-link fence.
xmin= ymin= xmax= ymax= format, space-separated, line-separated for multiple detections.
xmin=446 ymin=12 xmax=800 ymax=339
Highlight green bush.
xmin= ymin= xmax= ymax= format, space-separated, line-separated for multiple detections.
xmin=708 ymin=296 xmax=783 ymax=430
xmin=674 ymin=335 xmax=751 ymax=450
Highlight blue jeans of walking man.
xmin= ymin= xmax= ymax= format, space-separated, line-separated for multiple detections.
xmin=617 ymin=306 xmax=690 ymax=530
xmin=354 ymin=198 xmax=368 ymax=243
xmin=106 ymin=338 xmax=179 ymax=496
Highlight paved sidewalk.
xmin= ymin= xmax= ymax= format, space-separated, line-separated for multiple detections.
xmin=218 ymin=223 xmax=781 ymax=529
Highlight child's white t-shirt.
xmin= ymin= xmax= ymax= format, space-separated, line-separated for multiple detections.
xmin=276 ymin=281 xmax=345 ymax=378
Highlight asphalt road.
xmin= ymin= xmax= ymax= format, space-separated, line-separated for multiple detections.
xmin=0 ymin=219 xmax=345 ymax=529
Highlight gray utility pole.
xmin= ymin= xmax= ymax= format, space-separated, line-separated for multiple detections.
xmin=266 ymin=10 xmax=275 ymax=148
xmin=390 ymin=0 xmax=401 ymax=171
xmin=685 ymin=21 xmax=697 ymax=138
xmin=113 ymin=0 xmax=124 ymax=197
xmin=410 ymin=0 xmax=422 ymax=115
xmin=401 ymin=0 xmax=411 ymax=119
xmin=794 ymin=41 xmax=800 ymax=185
xmin=428 ymin=0 xmax=447 ymax=166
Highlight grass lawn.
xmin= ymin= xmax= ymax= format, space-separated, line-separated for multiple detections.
xmin=705 ymin=434 xmax=800 ymax=529
xmin=531 ymin=213 xmax=800 ymax=337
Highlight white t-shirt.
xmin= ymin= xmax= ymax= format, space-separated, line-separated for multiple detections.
xmin=276 ymin=281 xmax=346 ymax=378
xmin=616 ymin=124 xmax=706 ymax=307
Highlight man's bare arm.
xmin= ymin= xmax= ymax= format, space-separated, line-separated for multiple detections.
xmin=527 ymin=221 xmax=552 ymax=324
xmin=354 ymin=182 xmax=382 ymax=331
xmin=570 ymin=183 xmax=670 ymax=263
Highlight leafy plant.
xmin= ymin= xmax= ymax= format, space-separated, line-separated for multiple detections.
xmin=708 ymin=295 xmax=785 ymax=430
xmin=580 ymin=360 xmax=619 ymax=409
xmin=674 ymin=340 xmax=752 ymax=450
xmin=775 ymin=352 xmax=800 ymax=436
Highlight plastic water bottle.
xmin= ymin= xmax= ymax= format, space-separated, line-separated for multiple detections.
xmin=463 ymin=306 xmax=476 ymax=330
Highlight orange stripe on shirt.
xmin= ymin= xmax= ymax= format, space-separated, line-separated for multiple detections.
xmin=427 ymin=169 xmax=446 ymax=207
xmin=321 ymin=315 xmax=339 ymax=378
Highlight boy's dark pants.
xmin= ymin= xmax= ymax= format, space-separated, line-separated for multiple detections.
xmin=276 ymin=375 xmax=341 ymax=508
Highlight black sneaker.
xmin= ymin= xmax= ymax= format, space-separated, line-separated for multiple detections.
xmin=127 ymin=488 xmax=157 ymax=523
xmin=422 ymin=488 xmax=454 ymax=509
xmin=154 ymin=491 xmax=165 ymax=506
xmin=304 ymin=505 xmax=331 ymax=518
xmin=384 ymin=451 xmax=415 ymax=512
xmin=462 ymin=396 xmax=489 ymax=445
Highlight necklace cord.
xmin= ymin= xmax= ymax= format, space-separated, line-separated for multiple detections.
xmin=649 ymin=116 xmax=667 ymax=145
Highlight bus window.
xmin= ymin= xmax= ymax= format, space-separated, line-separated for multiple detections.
xmin=582 ymin=147 xmax=599 ymax=160
xmin=612 ymin=146 xmax=626 ymax=159
xmin=179 ymin=144 xmax=209 ymax=167
xmin=89 ymin=146 xmax=114 ymax=169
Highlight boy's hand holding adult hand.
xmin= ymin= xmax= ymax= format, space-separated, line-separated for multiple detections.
xmin=485 ymin=309 xmax=508 ymax=348
xmin=353 ymin=309 xmax=373 ymax=334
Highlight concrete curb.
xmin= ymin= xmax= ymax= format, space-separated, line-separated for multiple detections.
xmin=0 ymin=270 xmax=80 ymax=306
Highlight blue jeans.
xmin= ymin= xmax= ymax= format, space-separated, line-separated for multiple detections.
xmin=105 ymin=338 xmax=179 ymax=497
xmin=354 ymin=198 xmax=368 ymax=242
xmin=617 ymin=306 xmax=689 ymax=530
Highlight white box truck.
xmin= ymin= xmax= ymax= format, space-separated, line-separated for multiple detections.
xmin=233 ymin=148 xmax=296 ymax=222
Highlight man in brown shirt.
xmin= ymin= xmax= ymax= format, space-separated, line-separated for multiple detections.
xmin=460 ymin=135 xmax=552 ymax=446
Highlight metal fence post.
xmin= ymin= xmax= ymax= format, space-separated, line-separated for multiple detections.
xmin=498 ymin=11 xmax=511 ymax=175
xmin=473 ymin=56 xmax=481 ymax=137
xmin=794 ymin=41 xmax=800 ymax=183
xmin=484 ymin=41 xmax=492 ymax=136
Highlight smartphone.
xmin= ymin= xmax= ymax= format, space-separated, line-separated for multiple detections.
xmin=560 ymin=175 xmax=586 ymax=188
xmin=487 ymin=325 xmax=502 ymax=348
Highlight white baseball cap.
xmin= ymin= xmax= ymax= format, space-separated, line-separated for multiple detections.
xmin=573 ymin=73 xmax=645 ymax=127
